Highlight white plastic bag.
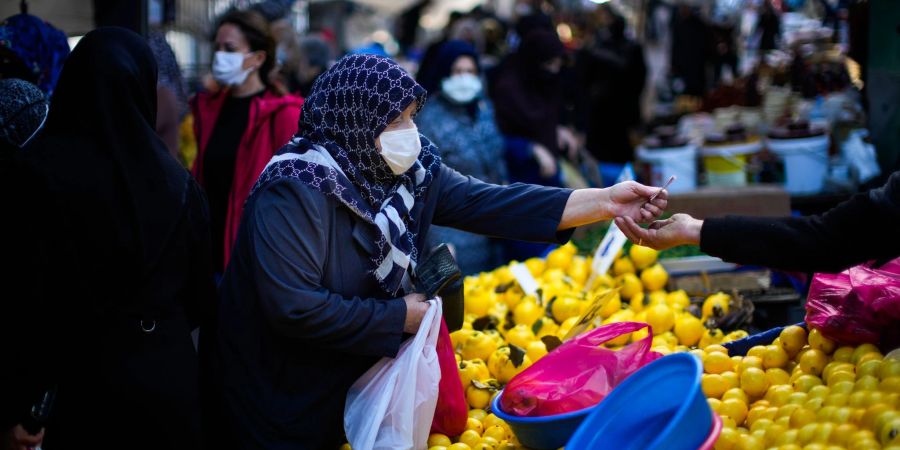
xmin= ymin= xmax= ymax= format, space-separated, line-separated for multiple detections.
xmin=344 ymin=298 xmax=442 ymax=450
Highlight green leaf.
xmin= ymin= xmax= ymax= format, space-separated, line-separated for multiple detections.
xmin=472 ymin=315 xmax=499 ymax=331
xmin=531 ymin=318 xmax=544 ymax=335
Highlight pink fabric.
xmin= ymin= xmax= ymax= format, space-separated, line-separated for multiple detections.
xmin=191 ymin=89 xmax=303 ymax=269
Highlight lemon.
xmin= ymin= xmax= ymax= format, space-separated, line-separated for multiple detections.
xmin=504 ymin=324 xmax=535 ymax=349
xmin=467 ymin=409 xmax=487 ymax=421
xmin=545 ymin=246 xmax=572 ymax=271
xmin=526 ymin=340 xmax=548 ymax=362
xmin=513 ymin=299 xmax=543 ymax=327
xmin=674 ymin=314 xmax=704 ymax=346
xmin=779 ymin=325 xmax=808 ymax=356
xmin=629 ymin=245 xmax=659 ymax=269
xmin=612 ymin=256 xmax=636 ymax=276
xmin=598 ymin=292 xmax=622 ymax=319
xmin=702 ymin=373 xmax=729 ymax=398
xmin=666 ymin=289 xmax=691 ymax=310
xmin=808 ymin=328 xmax=836 ymax=354
xmin=799 ymin=349 xmax=829 ymax=376
xmin=465 ymin=384 xmax=493 ymax=410
xmin=645 ymin=303 xmax=675 ymax=335
xmin=456 ymin=431 xmax=480 ymax=448
xmin=616 ymin=273 xmax=643 ymax=299
xmin=557 ymin=316 xmax=580 ymax=339
xmin=461 ymin=332 xmax=500 ymax=362
xmin=741 ymin=367 xmax=770 ymax=397
xmin=702 ymin=293 xmax=731 ymax=319
xmin=465 ymin=417 xmax=483 ymax=434
xmin=705 ymin=351 xmax=734 ymax=374
xmin=763 ymin=345 xmax=790 ymax=369
xmin=640 ymin=263 xmax=669 ymax=291
xmin=567 ymin=256 xmax=590 ymax=286
xmin=428 ymin=434 xmax=453 ymax=447
xmin=523 ymin=257 xmax=545 ymax=277
xmin=720 ymin=398 xmax=749 ymax=425
xmin=629 ymin=291 xmax=648 ymax=312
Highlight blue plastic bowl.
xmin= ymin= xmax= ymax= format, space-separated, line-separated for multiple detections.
xmin=491 ymin=390 xmax=595 ymax=450
xmin=566 ymin=353 xmax=712 ymax=450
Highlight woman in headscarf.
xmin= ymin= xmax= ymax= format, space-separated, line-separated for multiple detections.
xmin=17 ymin=28 xmax=215 ymax=450
xmin=416 ymin=40 xmax=508 ymax=274
xmin=214 ymin=53 xmax=668 ymax=449
xmin=0 ymin=10 xmax=70 ymax=96
xmin=191 ymin=9 xmax=303 ymax=272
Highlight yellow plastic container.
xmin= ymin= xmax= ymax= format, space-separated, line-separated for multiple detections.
xmin=701 ymin=141 xmax=762 ymax=187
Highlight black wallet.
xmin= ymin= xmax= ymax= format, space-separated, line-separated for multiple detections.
xmin=415 ymin=244 xmax=464 ymax=332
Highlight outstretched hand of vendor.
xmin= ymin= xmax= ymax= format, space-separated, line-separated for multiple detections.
xmin=615 ymin=213 xmax=704 ymax=250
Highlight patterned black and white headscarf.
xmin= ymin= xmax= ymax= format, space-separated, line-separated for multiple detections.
xmin=251 ymin=54 xmax=442 ymax=295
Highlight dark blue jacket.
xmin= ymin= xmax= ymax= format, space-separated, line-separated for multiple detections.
xmin=213 ymin=165 xmax=573 ymax=449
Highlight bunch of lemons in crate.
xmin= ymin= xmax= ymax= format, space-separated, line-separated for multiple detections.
xmin=424 ymin=243 xmax=750 ymax=450
xmin=699 ymin=325 xmax=900 ymax=450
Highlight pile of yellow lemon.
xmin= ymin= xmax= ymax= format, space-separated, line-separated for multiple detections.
xmin=423 ymin=243 xmax=751 ymax=450
xmin=700 ymin=325 xmax=900 ymax=450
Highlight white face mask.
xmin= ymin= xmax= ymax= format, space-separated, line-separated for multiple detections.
xmin=441 ymin=73 xmax=482 ymax=104
xmin=378 ymin=126 xmax=422 ymax=175
xmin=212 ymin=51 xmax=253 ymax=86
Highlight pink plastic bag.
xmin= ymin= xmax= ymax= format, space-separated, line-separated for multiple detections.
xmin=430 ymin=319 xmax=468 ymax=436
xmin=806 ymin=258 xmax=900 ymax=346
xmin=499 ymin=322 xmax=662 ymax=417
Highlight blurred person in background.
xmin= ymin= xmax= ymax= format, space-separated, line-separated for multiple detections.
xmin=416 ymin=40 xmax=508 ymax=274
xmin=0 ymin=77 xmax=49 ymax=450
xmin=757 ymin=0 xmax=781 ymax=51
xmin=576 ymin=5 xmax=647 ymax=168
xmin=148 ymin=31 xmax=189 ymax=159
xmin=0 ymin=8 xmax=69 ymax=96
xmin=191 ymin=9 xmax=303 ymax=272
xmin=14 ymin=28 xmax=215 ymax=450
xmin=293 ymin=36 xmax=333 ymax=97
xmin=490 ymin=28 xmax=571 ymax=260
xmin=670 ymin=1 xmax=711 ymax=96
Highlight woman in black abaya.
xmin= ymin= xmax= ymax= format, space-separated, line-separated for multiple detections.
xmin=18 ymin=28 xmax=215 ymax=450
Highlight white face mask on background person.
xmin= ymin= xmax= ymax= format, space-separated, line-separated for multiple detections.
xmin=378 ymin=126 xmax=422 ymax=175
xmin=441 ymin=73 xmax=482 ymax=104
xmin=212 ymin=51 xmax=253 ymax=86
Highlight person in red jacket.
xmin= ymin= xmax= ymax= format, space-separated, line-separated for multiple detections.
xmin=192 ymin=9 xmax=303 ymax=271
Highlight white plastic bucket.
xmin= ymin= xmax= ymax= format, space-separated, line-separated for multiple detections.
xmin=700 ymin=141 xmax=763 ymax=187
xmin=768 ymin=135 xmax=830 ymax=195
xmin=636 ymin=144 xmax=697 ymax=194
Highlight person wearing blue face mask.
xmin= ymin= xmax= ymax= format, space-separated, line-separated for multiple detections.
xmin=211 ymin=53 xmax=670 ymax=449
xmin=416 ymin=40 xmax=509 ymax=274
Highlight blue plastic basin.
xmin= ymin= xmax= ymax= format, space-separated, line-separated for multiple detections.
xmin=490 ymin=390 xmax=595 ymax=450
xmin=566 ymin=353 xmax=712 ymax=450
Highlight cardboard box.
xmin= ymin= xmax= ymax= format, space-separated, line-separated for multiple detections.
xmin=667 ymin=184 xmax=791 ymax=219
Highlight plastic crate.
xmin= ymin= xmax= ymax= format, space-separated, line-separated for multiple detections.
xmin=722 ymin=322 xmax=806 ymax=356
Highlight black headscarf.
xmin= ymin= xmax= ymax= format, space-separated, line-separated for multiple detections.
xmin=25 ymin=27 xmax=189 ymax=293
xmin=490 ymin=28 xmax=565 ymax=153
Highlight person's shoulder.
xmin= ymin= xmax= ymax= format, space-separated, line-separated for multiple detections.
xmin=253 ymin=175 xmax=332 ymax=214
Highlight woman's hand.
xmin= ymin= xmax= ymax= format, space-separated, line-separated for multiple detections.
xmin=3 ymin=424 xmax=44 ymax=450
xmin=403 ymin=293 xmax=429 ymax=333
xmin=558 ymin=181 xmax=668 ymax=230
xmin=615 ymin=214 xmax=704 ymax=250
xmin=606 ymin=181 xmax=669 ymax=223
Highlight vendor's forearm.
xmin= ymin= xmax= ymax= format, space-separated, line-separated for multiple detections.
xmin=558 ymin=188 xmax=609 ymax=230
